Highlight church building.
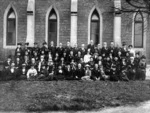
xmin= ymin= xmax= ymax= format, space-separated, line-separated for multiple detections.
xmin=0 ymin=0 xmax=150 ymax=62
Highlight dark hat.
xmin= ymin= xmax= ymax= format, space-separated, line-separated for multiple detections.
xmin=141 ymin=55 xmax=146 ymax=59
xmin=121 ymin=57 xmax=126 ymax=60
xmin=135 ymin=51 xmax=140 ymax=55
xmin=25 ymin=42 xmax=29 ymax=45
xmin=43 ymin=42 xmax=47 ymax=45
xmin=7 ymin=55 xmax=12 ymax=59
xmin=31 ymin=64 xmax=35 ymax=67
xmin=42 ymin=64 xmax=46 ymax=67
xmin=128 ymin=45 xmax=133 ymax=48
xmin=122 ymin=42 xmax=126 ymax=46
xmin=17 ymin=43 xmax=22 ymax=45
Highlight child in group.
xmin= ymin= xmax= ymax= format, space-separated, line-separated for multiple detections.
xmin=27 ymin=64 xmax=38 ymax=80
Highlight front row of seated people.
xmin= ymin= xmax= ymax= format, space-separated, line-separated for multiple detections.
xmin=1 ymin=41 xmax=147 ymax=81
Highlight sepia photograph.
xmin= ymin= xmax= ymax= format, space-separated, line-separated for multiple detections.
xmin=0 ymin=0 xmax=150 ymax=112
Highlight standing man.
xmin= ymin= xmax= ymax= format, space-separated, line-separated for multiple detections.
xmin=108 ymin=42 xmax=115 ymax=57
xmin=57 ymin=43 xmax=64 ymax=58
xmin=101 ymin=42 xmax=109 ymax=58
xmin=49 ymin=41 xmax=56 ymax=58
xmin=87 ymin=40 xmax=95 ymax=55
xmin=15 ymin=43 xmax=23 ymax=59
xmin=32 ymin=42 xmax=40 ymax=57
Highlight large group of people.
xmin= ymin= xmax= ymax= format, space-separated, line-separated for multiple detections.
xmin=1 ymin=40 xmax=147 ymax=81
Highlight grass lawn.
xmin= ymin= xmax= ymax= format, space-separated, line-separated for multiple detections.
xmin=0 ymin=80 xmax=150 ymax=112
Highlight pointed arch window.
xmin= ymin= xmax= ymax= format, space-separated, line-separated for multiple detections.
xmin=48 ymin=9 xmax=57 ymax=47
xmin=6 ymin=8 xmax=16 ymax=46
xmin=134 ymin=12 xmax=144 ymax=48
xmin=90 ymin=9 xmax=100 ymax=45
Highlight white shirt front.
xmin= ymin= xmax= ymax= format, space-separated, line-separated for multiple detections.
xmin=84 ymin=54 xmax=91 ymax=63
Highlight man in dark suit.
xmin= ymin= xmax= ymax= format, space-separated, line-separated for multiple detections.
xmin=91 ymin=64 xmax=101 ymax=81
xmin=108 ymin=42 xmax=115 ymax=57
xmin=79 ymin=44 xmax=87 ymax=57
xmin=65 ymin=42 xmax=72 ymax=57
xmin=49 ymin=41 xmax=56 ymax=58
xmin=72 ymin=43 xmax=78 ymax=56
xmin=101 ymin=42 xmax=109 ymax=58
xmin=121 ymin=42 xmax=128 ymax=57
xmin=15 ymin=43 xmax=23 ymax=59
xmin=64 ymin=64 xmax=74 ymax=80
xmin=18 ymin=63 xmax=28 ymax=80
xmin=23 ymin=42 xmax=31 ymax=57
xmin=75 ymin=63 xmax=85 ymax=80
xmin=41 ymin=42 xmax=49 ymax=57
xmin=56 ymin=43 xmax=64 ymax=58
xmin=3 ymin=55 xmax=12 ymax=70
xmin=87 ymin=40 xmax=95 ymax=55
xmin=32 ymin=42 xmax=40 ymax=57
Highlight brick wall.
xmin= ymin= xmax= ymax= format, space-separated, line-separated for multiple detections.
xmin=77 ymin=0 xmax=114 ymax=47
xmin=0 ymin=0 xmax=149 ymax=62
xmin=121 ymin=0 xmax=150 ymax=63
xmin=35 ymin=0 xmax=71 ymax=47
xmin=0 ymin=0 xmax=28 ymax=60
xmin=0 ymin=0 xmax=71 ymax=60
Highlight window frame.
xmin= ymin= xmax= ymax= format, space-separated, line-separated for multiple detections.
xmin=133 ymin=11 xmax=144 ymax=48
xmin=90 ymin=10 xmax=100 ymax=46
xmin=45 ymin=6 xmax=60 ymax=47
xmin=48 ymin=9 xmax=57 ymax=46
xmin=3 ymin=5 xmax=18 ymax=49
xmin=6 ymin=17 xmax=16 ymax=46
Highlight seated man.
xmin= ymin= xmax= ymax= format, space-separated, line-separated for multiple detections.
xmin=55 ymin=65 xmax=65 ymax=80
xmin=46 ymin=59 xmax=55 ymax=81
xmin=19 ymin=63 xmax=28 ymax=80
xmin=37 ymin=64 xmax=49 ymax=81
xmin=75 ymin=63 xmax=85 ymax=80
xmin=64 ymin=64 xmax=74 ymax=80
xmin=91 ymin=64 xmax=101 ymax=81
xmin=27 ymin=64 xmax=38 ymax=81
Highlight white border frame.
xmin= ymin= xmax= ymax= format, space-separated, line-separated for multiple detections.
xmin=88 ymin=6 xmax=103 ymax=47
xmin=3 ymin=4 xmax=18 ymax=49
xmin=45 ymin=6 xmax=60 ymax=46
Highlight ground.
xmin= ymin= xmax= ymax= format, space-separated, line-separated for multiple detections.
xmin=0 ymin=80 xmax=150 ymax=112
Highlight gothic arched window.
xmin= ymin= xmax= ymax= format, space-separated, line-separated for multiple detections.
xmin=90 ymin=9 xmax=100 ymax=45
xmin=48 ymin=9 xmax=57 ymax=46
xmin=134 ymin=12 xmax=144 ymax=48
xmin=7 ymin=8 xmax=16 ymax=46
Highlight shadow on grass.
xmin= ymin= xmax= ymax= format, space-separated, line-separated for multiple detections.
xmin=26 ymin=93 xmax=96 ymax=112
